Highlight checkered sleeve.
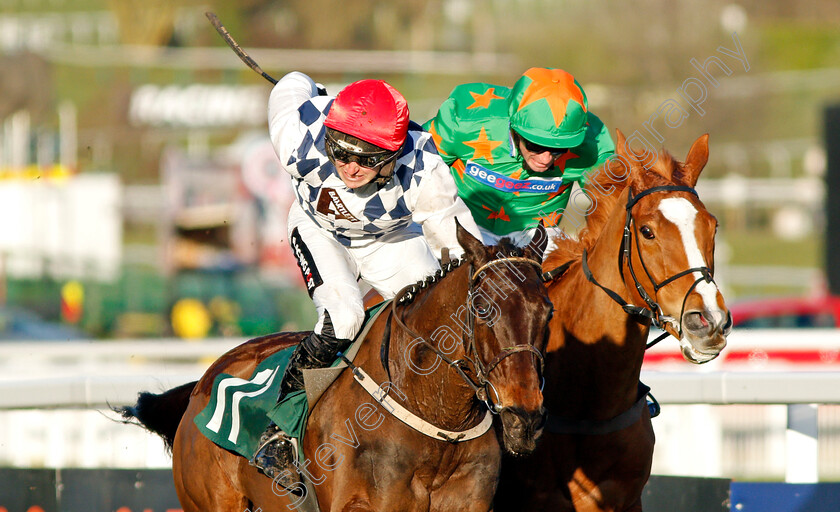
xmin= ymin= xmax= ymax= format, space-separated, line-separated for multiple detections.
xmin=409 ymin=132 xmax=483 ymax=259
xmin=268 ymin=72 xmax=321 ymax=180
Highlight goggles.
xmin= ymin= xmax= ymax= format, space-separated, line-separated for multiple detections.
xmin=325 ymin=131 xmax=400 ymax=170
xmin=516 ymin=133 xmax=568 ymax=159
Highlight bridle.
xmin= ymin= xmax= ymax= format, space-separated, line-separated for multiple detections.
xmin=392 ymin=256 xmax=546 ymax=414
xmin=580 ymin=185 xmax=717 ymax=348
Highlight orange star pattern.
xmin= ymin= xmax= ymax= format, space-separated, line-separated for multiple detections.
xmin=553 ymin=151 xmax=579 ymax=172
xmin=452 ymin=159 xmax=466 ymax=180
xmin=482 ymin=205 xmax=511 ymax=222
xmin=517 ymin=68 xmax=586 ymax=127
xmin=467 ymin=88 xmax=503 ymax=109
xmin=540 ymin=182 xmax=572 ymax=204
xmin=463 ymin=127 xmax=503 ymax=164
xmin=508 ymin=170 xmax=523 ymax=196
xmin=426 ymin=120 xmax=448 ymax=156
xmin=534 ymin=211 xmax=563 ymax=227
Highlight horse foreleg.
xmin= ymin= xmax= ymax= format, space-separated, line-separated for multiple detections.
xmin=569 ymin=472 xmax=646 ymax=512
xmin=431 ymin=467 xmax=499 ymax=512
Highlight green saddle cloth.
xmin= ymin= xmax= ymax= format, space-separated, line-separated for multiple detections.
xmin=193 ymin=302 xmax=388 ymax=460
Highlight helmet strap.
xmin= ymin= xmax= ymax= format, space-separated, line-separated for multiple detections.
xmin=373 ymin=160 xmax=397 ymax=187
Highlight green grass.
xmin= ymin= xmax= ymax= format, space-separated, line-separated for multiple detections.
xmin=720 ymin=230 xmax=824 ymax=300
xmin=722 ymin=230 xmax=823 ymax=268
xmin=758 ymin=21 xmax=840 ymax=71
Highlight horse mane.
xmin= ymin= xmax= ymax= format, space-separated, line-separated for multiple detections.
xmin=543 ymin=148 xmax=683 ymax=271
xmin=397 ymin=238 xmax=524 ymax=306
xmin=397 ymin=258 xmax=465 ymax=305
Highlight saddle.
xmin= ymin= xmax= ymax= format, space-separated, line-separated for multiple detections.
xmin=193 ymin=301 xmax=390 ymax=462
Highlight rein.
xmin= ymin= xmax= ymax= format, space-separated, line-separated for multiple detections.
xmin=583 ymin=185 xmax=717 ymax=348
xmin=392 ymin=256 xmax=545 ymax=414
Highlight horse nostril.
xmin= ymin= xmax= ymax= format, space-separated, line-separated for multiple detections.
xmin=684 ymin=309 xmax=730 ymax=335
xmin=682 ymin=311 xmax=708 ymax=333
xmin=535 ymin=409 xmax=547 ymax=431
xmin=722 ymin=310 xmax=733 ymax=334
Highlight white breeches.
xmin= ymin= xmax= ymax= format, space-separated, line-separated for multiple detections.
xmin=288 ymin=202 xmax=440 ymax=340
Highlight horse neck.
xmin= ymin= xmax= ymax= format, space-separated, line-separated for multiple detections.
xmin=388 ymin=265 xmax=485 ymax=431
xmin=545 ymin=188 xmax=649 ymax=418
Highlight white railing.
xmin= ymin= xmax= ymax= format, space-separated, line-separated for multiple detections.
xmin=1 ymin=330 xmax=839 ymax=481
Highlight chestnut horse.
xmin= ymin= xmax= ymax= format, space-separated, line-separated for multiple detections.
xmin=494 ymin=132 xmax=731 ymax=512
xmin=123 ymin=224 xmax=553 ymax=512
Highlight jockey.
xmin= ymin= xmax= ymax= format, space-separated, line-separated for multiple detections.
xmin=423 ymin=67 xmax=615 ymax=253
xmin=252 ymin=71 xmax=482 ymax=481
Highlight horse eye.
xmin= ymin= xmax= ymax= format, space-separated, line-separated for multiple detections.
xmin=471 ymin=297 xmax=491 ymax=317
xmin=640 ymin=226 xmax=655 ymax=239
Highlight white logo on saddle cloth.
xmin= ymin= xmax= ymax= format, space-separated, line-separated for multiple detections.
xmin=205 ymin=367 xmax=279 ymax=444
xmin=316 ymin=188 xmax=361 ymax=222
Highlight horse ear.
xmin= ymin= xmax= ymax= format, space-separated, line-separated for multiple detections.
xmin=628 ymin=165 xmax=646 ymax=195
xmin=455 ymin=218 xmax=485 ymax=261
xmin=616 ymin=128 xmax=646 ymax=194
xmin=525 ymin=222 xmax=549 ymax=261
xmin=614 ymin=129 xmax=628 ymax=159
xmin=614 ymin=129 xmax=643 ymax=194
xmin=681 ymin=133 xmax=709 ymax=187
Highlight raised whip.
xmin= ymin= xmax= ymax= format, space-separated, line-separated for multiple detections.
xmin=205 ymin=12 xmax=277 ymax=84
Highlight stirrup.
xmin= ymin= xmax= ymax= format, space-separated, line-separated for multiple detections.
xmin=250 ymin=428 xmax=302 ymax=491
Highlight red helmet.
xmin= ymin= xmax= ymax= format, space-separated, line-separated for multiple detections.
xmin=324 ymin=79 xmax=409 ymax=152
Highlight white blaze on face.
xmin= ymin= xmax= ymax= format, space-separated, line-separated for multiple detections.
xmin=657 ymin=198 xmax=720 ymax=313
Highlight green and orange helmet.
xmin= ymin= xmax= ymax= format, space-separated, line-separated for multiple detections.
xmin=508 ymin=67 xmax=589 ymax=148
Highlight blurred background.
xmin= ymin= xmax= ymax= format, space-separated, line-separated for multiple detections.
xmin=0 ymin=0 xmax=838 ymax=339
xmin=1 ymin=0 xmax=840 ymax=500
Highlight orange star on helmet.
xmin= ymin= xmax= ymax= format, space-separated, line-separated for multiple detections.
xmin=517 ymin=68 xmax=586 ymax=127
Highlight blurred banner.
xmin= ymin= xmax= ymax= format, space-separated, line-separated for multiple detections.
xmin=0 ymin=173 xmax=122 ymax=282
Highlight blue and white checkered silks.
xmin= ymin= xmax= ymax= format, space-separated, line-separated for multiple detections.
xmin=267 ymin=72 xmax=481 ymax=255
xmin=285 ymin=98 xmax=439 ymax=247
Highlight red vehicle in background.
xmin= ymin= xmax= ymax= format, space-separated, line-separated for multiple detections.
xmin=643 ymin=291 xmax=840 ymax=369
xmin=729 ymin=291 xmax=840 ymax=328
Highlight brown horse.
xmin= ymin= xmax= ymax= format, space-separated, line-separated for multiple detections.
xmin=123 ymin=223 xmax=553 ymax=512
xmin=493 ymin=131 xmax=731 ymax=512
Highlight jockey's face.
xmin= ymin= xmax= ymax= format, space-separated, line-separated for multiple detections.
xmin=333 ymin=160 xmax=380 ymax=188
xmin=516 ymin=134 xmax=567 ymax=174
xmin=333 ymin=160 xmax=395 ymax=189
xmin=325 ymin=130 xmax=399 ymax=188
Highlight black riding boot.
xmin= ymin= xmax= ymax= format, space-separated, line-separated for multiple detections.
xmin=251 ymin=320 xmax=351 ymax=485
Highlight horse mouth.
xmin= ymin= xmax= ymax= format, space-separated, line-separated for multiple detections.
xmin=679 ymin=330 xmax=728 ymax=364
xmin=498 ymin=406 xmax=545 ymax=456
xmin=680 ymin=341 xmax=723 ymax=364
xmin=678 ymin=309 xmax=731 ymax=364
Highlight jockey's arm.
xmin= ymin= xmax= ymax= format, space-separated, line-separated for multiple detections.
xmin=411 ymin=150 xmax=483 ymax=260
xmin=267 ymin=71 xmax=321 ymax=179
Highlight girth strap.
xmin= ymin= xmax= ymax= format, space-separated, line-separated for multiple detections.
xmin=545 ymin=382 xmax=652 ymax=435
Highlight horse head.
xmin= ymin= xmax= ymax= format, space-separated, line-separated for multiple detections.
xmin=455 ymin=222 xmax=554 ymax=454
xmin=612 ymin=130 xmax=731 ymax=363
